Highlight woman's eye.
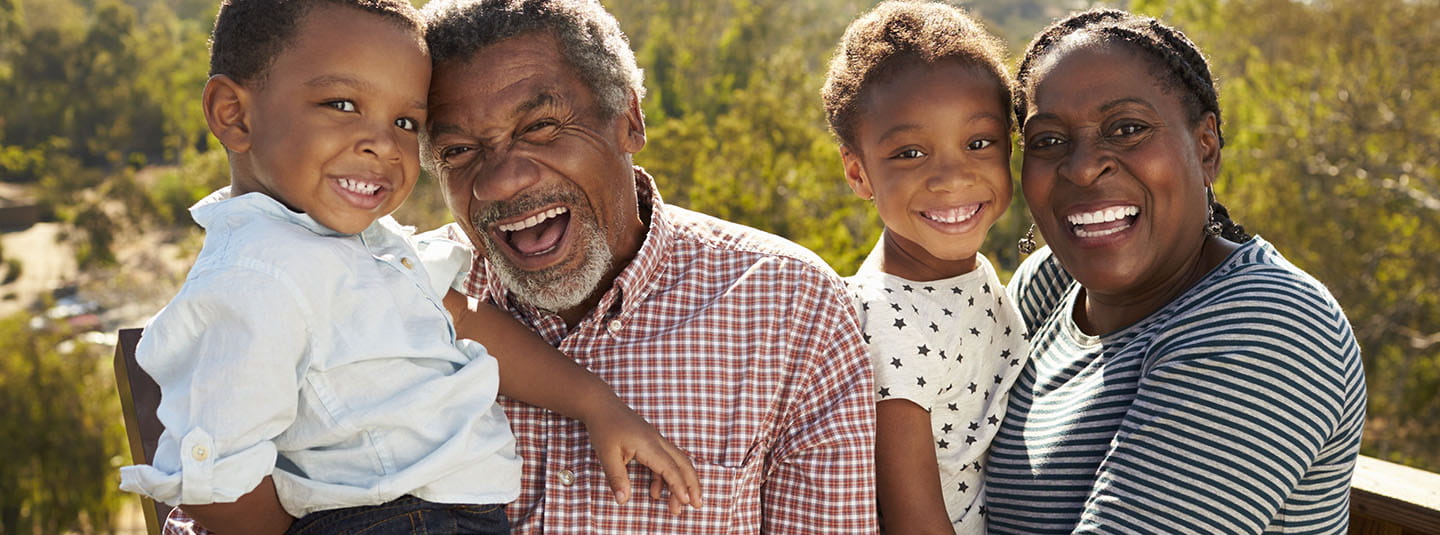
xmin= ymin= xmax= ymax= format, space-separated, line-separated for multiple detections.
xmin=1027 ymin=135 xmax=1064 ymax=150
xmin=891 ymin=148 xmax=925 ymax=159
xmin=1111 ymin=123 xmax=1148 ymax=136
xmin=968 ymin=139 xmax=995 ymax=150
xmin=395 ymin=117 xmax=419 ymax=132
xmin=324 ymin=100 xmax=356 ymax=112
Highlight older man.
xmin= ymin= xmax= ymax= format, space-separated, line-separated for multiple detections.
xmin=420 ymin=0 xmax=876 ymax=532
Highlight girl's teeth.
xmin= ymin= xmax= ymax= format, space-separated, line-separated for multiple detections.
xmin=924 ymin=204 xmax=981 ymax=224
xmin=498 ymin=207 xmax=569 ymax=232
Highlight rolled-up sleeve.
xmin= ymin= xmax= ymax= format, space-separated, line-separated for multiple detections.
xmin=120 ymin=265 xmax=311 ymax=506
xmin=413 ymin=224 xmax=474 ymax=296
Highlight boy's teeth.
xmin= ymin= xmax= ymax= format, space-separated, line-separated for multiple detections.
xmin=1066 ymin=205 xmax=1139 ymax=226
xmin=498 ymin=207 xmax=569 ymax=232
xmin=924 ymin=204 xmax=981 ymax=224
xmin=338 ymin=178 xmax=381 ymax=196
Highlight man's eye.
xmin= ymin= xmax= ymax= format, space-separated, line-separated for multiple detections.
xmin=891 ymin=148 xmax=925 ymax=159
xmin=968 ymin=139 xmax=995 ymax=150
xmin=523 ymin=120 xmax=559 ymax=135
xmin=440 ymin=146 xmax=472 ymax=162
xmin=324 ymin=100 xmax=356 ymax=112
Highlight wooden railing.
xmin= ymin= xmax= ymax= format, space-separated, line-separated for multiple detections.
xmin=1349 ymin=455 xmax=1440 ymax=534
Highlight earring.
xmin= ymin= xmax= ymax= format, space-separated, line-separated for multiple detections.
xmin=1205 ymin=187 xmax=1223 ymax=237
xmin=1018 ymin=223 xmax=1037 ymax=255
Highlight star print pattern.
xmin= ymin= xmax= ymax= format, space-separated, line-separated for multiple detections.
xmin=845 ymin=253 xmax=1028 ymax=534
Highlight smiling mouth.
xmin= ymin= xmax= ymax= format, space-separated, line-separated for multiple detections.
xmin=495 ymin=206 xmax=571 ymax=256
xmin=922 ymin=204 xmax=983 ymax=225
xmin=338 ymin=178 xmax=383 ymax=196
xmin=1066 ymin=205 xmax=1140 ymax=238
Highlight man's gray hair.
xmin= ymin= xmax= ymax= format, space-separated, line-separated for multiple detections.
xmin=422 ymin=0 xmax=645 ymax=119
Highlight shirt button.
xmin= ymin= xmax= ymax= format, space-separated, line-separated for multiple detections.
xmin=607 ymin=319 xmax=622 ymax=333
xmin=557 ymin=469 xmax=576 ymax=486
xmin=190 ymin=444 xmax=209 ymax=461
xmin=400 ymin=257 xmax=414 ymax=269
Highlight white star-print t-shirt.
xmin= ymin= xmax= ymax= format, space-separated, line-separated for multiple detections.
xmin=846 ymin=252 xmax=1028 ymax=534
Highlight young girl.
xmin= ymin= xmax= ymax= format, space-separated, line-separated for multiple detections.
xmin=821 ymin=2 xmax=1027 ymax=533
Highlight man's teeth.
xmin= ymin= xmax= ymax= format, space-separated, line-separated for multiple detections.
xmin=924 ymin=204 xmax=981 ymax=224
xmin=498 ymin=207 xmax=569 ymax=232
xmin=1066 ymin=205 xmax=1140 ymax=226
xmin=338 ymin=178 xmax=381 ymax=196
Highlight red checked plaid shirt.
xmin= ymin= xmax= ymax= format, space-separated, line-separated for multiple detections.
xmin=456 ymin=169 xmax=876 ymax=533
xmin=162 ymin=169 xmax=877 ymax=534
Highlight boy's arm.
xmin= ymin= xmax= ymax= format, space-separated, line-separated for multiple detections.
xmin=443 ymin=290 xmax=703 ymax=511
xmin=180 ymin=477 xmax=293 ymax=535
xmin=875 ymin=400 xmax=957 ymax=535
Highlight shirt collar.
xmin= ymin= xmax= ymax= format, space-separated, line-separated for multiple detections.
xmin=190 ymin=186 xmax=353 ymax=238
xmin=486 ymin=167 xmax=676 ymax=327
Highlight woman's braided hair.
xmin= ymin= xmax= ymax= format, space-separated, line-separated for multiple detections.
xmin=1015 ymin=9 xmax=1250 ymax=242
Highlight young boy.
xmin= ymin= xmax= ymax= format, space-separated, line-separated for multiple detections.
xmin=821 ymin=2 xmax=1028 ymax=533
xmin=119 ymin=1 xmax=699 ymax=533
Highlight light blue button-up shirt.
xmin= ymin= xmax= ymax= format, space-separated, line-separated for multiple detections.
xmin=119 ymin=188 xmax=520 ymax=517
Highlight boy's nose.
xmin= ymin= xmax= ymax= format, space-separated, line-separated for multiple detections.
xmin=357 ymin=123 xmax=404 ymax=162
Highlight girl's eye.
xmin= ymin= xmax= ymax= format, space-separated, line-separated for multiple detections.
xmin=891 ymin=148 xmax=925 ymax=159
xmin=968 ymin=139 xmax=995 ymax=150
xmin=395 ymin=117 xmax=419 ymax=132
xmin=325 ymin=100 xmax=356 ymax=112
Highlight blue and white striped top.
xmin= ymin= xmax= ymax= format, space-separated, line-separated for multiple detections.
xmin=985 ymin=237 xmax=1366 ymax=534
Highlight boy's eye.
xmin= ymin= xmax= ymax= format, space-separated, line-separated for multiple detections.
xmin=324 ymin=100 xmax=356 ymax=112
xmin=395 ymin=117 xmax=419 ymax=132
xmin=968 ymin=139 xmax=995 ymax=150
xmin=890 ymin=148 xmax=926 ymax=160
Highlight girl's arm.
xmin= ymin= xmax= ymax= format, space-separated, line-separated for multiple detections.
xmin=443 ymin=290 xmax=703 ymax=513
xmin=876 ymin=399 xmax=957 ymax=535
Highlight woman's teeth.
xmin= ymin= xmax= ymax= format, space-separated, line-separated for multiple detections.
xmin=338 ymin=178 xmax=381 ymax=196
xmin=1066 ymin=205 xmax=1139 ymax=226
xmin=498 ymin=206 xmax=569 ymax=232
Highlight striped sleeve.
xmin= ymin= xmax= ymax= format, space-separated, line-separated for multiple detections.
xmin=1007 ymin=247 xmax=1074 ymax=336
xmin=1074 ymin=261 xmax=1366 ymax=534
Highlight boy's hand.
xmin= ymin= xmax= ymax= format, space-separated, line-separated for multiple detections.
xmin=582 ymin=399 xmax=704 ymax=514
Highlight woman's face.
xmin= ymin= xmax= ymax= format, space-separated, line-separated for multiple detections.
xmin=1019 ymin=38 xmax=1220 ymax=303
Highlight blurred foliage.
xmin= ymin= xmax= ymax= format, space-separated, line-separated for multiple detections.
xmin=1136 ymin=0 xmax=1440 ymax=472
xmin=0 ymin=1 xmax=1437 ymax=530
xmin=0 ymin=312 xmax=127 ymax=534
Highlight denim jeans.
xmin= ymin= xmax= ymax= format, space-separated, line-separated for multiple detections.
xmin=285 ymin=496 xmax=509 ymax=535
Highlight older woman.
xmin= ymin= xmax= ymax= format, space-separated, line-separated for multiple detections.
xmin=984 ymin=9 xmax=1366 ymax=535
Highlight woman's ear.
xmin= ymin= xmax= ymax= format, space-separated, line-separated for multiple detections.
xmin=203 ymin=74 xmax=253 ymax=153
xmin=1195 ymin=111 xmax=1221 ymax=186
xmin=840 ymin=145 xmax=875 ymax=201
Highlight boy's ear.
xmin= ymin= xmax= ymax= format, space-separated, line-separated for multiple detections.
xmin=840 ymin=145 xmax=874 ymax=201
xmin=618 ymin=89 xmax=646 ymax=154
xmin=1194 ymin=111 xmax=1221 ymax=186
xmin=203 ymin=74 xmax=253 ymax=153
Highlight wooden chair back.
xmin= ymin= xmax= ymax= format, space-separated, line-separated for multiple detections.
xmin=113 ymin=327 xmax=173 ymax=534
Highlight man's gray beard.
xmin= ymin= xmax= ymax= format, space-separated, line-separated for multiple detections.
xmin=481 ymin=214 xmax=614 ymax=313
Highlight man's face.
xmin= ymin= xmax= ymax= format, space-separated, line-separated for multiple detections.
xmin=426 ymin=31 xmax=646 ymax=317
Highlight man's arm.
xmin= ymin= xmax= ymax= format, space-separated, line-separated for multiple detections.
xmin=443 ymin=290 xmax=703 ymax=511
xmin=759 ymin=280 xmax=878 ymax=533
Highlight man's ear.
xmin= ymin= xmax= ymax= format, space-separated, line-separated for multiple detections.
xmin=1195 ymin=111 xmax=1221 ymax=186
xmin=203 ymin=74 xmax=253 ymax=153
xmin=618 ymin=89 xmax=646 ymax=154
xmin=840 ymin=145 xmax=874 ymax=201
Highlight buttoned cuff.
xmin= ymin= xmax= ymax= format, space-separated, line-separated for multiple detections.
xmin=119 ymin=427 xmax=277 ymax=505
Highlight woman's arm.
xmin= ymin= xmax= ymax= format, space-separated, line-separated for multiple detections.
xmin=443 ymin=290 xmax=703 ymax=512
xmin=876 ymin=399 xmax=956 ymax=535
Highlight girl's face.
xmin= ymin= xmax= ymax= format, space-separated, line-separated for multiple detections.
xmin=842 ymin=60 xmax=1013 ymax=280
xmin=1019 ymin=38 xmax=1220 ymax=305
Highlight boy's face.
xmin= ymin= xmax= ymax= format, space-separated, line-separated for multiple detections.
xmin=842 ymin=60 xmax=1013 ymax=278
xmin=232 ymin=5 xmax=429 ymax=235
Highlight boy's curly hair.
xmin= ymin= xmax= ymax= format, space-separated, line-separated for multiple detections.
xmin=209 ymin=0 xmax=424 ymax=86
xmin=821 ymin=0 xmax=1011 ymax=148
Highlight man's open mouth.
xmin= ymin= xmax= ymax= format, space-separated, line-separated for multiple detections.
xmin=496 ymin=206 xmax=571 ymax=256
